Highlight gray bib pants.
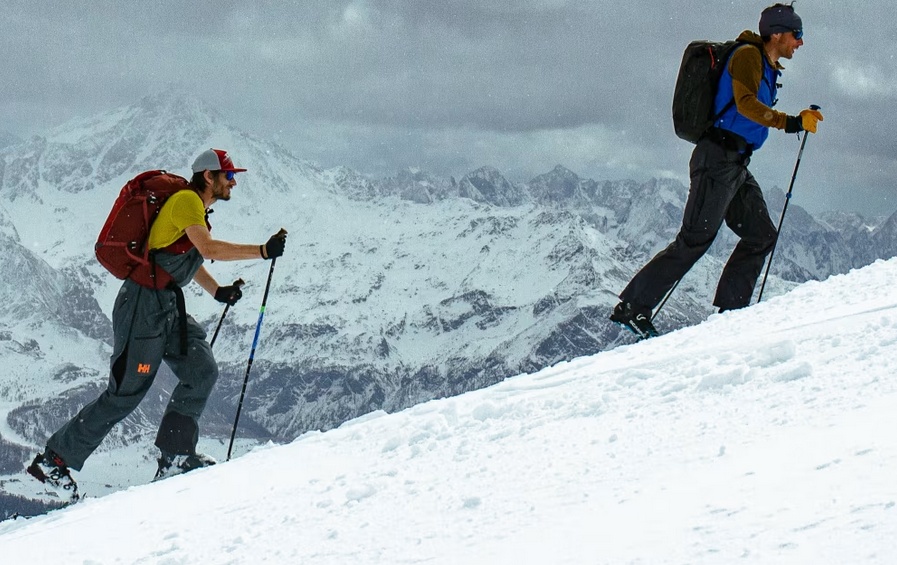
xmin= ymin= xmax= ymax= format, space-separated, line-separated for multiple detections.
xmin=47 ymin=249 xmax=217 ymax=471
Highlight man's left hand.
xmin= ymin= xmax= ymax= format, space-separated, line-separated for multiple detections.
xmin=214 ymin=279 xmax=244 ymax=306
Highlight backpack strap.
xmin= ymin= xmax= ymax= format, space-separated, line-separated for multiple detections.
xmin=168 ymin=282 xmax=189 ymax=356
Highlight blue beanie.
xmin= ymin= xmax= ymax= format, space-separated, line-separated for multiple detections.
xmin=759 ymin=4 xmax=802 ymax=36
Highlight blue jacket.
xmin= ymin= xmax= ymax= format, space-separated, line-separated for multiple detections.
xmin=713 ymin=43 xmax=781 ymax=151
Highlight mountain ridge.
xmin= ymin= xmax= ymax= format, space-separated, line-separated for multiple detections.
xmin=0 ymin=91 xmax=893 ymax=507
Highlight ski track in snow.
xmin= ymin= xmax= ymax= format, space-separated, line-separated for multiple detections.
xmin=2 ymin=261 xmax=897 ymax=563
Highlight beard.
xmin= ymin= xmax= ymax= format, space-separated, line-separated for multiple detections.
xmin=211 ymin=180 xmax=232 ymax=201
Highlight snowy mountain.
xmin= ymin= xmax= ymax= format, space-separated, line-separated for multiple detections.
xmin=3 ymin=257 xmax=897 ymax=563
xmin=0 ymin=92 xmax=895 ymax=508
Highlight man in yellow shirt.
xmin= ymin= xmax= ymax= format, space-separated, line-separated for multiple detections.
xmin=28 ymin=149 xmax=287 ymax=499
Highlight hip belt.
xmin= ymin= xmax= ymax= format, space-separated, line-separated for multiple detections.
xmin=704 ymin=128 xmax=753 ymax=157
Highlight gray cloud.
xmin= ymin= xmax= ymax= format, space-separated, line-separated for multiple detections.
xmin=1 ymin=1 xmax=894 ymax=214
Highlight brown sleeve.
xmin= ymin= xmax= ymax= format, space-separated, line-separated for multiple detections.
xmin=728 ymin=46 xmax=789 ymax=130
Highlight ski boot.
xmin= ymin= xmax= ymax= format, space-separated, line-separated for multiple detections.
xmin=26 ymin=450 xmax=80 ymax=504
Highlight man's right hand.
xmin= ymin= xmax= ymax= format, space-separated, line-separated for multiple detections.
xmin=799 ymin=108 xmax=824 ymax=133
xmin=262 ymin=231 xmax=287 ymax=260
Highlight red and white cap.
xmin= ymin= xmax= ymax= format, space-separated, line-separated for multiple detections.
xmin=191 ymin=148 xmax=248 ymax=173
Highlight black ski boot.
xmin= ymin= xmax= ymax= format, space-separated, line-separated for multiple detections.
xmin=154 ymin=451 xmax=217 ymax=481
xmin=610 ymin=301 xmax=659 ymax=340
xmin=26 ymin=450 xmax=80 ymax=504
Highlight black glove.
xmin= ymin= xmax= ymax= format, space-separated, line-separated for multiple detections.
xmin=784 ymin=115 xmax=804 ymax=134
xmin=262 ymin=232 xmax=287 ymax=260
xmin=214 ymin=281 xmax=243 ymax=306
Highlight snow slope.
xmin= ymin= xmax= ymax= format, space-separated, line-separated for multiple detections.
xmin=2 ymin=257 xmax=897 ymax=563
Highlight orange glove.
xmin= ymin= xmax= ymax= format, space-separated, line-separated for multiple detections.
xmin=799 ymin=108 xmax=824 ymax=133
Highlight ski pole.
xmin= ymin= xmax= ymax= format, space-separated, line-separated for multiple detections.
xmin=209 ymin=278 xmax=245 ymax=348
xmin=651 ymin=278 xmax=681 ymax=322
xmin=757 ymin=104 xmax=821 ymax=303
xmin=227 ymin=229 xmax=287 ymax=461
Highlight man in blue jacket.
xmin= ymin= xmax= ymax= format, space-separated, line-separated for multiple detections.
xmin=612 ymin=3 xmax=823 ymax=338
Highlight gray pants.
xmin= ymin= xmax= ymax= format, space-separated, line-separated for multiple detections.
xmin=47 ymin=279 xmax=218 ymax=471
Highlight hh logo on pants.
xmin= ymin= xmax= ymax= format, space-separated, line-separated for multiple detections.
xmin=137 ymin=363 xmax=152 ymax=374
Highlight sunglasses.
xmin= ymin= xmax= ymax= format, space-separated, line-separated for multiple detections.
xmin=224 ymin=171 xmax=236 ymax=181
xmin=792 ymin=29 xmax=803 ymax=40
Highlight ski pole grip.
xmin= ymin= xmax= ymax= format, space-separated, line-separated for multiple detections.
xmin=233 ymin=278 xmax=245 ymax=288
xmin=810 ymin=104 xmax=821 ymax=111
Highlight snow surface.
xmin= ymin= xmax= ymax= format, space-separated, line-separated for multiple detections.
xmin=3 ymin=258 xmax=897 ymax=564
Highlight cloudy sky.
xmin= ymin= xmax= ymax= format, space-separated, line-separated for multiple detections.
xmin=1 ymin=1 xmax=894 ymax=215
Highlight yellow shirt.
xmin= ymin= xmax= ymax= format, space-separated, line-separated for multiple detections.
xmin=147 ymin=190 xmax=207 ymax=250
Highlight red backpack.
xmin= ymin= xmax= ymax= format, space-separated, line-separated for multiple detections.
xmin=95 ymin=170 xmax=199 ymax=289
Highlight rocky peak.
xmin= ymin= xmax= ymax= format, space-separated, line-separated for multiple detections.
xmin=378 ymin=167 xmax=458 ymax=203
xmin=528 ymin=165 xmax=589 ymax=206
xmin=458 ymin=166 xmax=526 ymax=207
